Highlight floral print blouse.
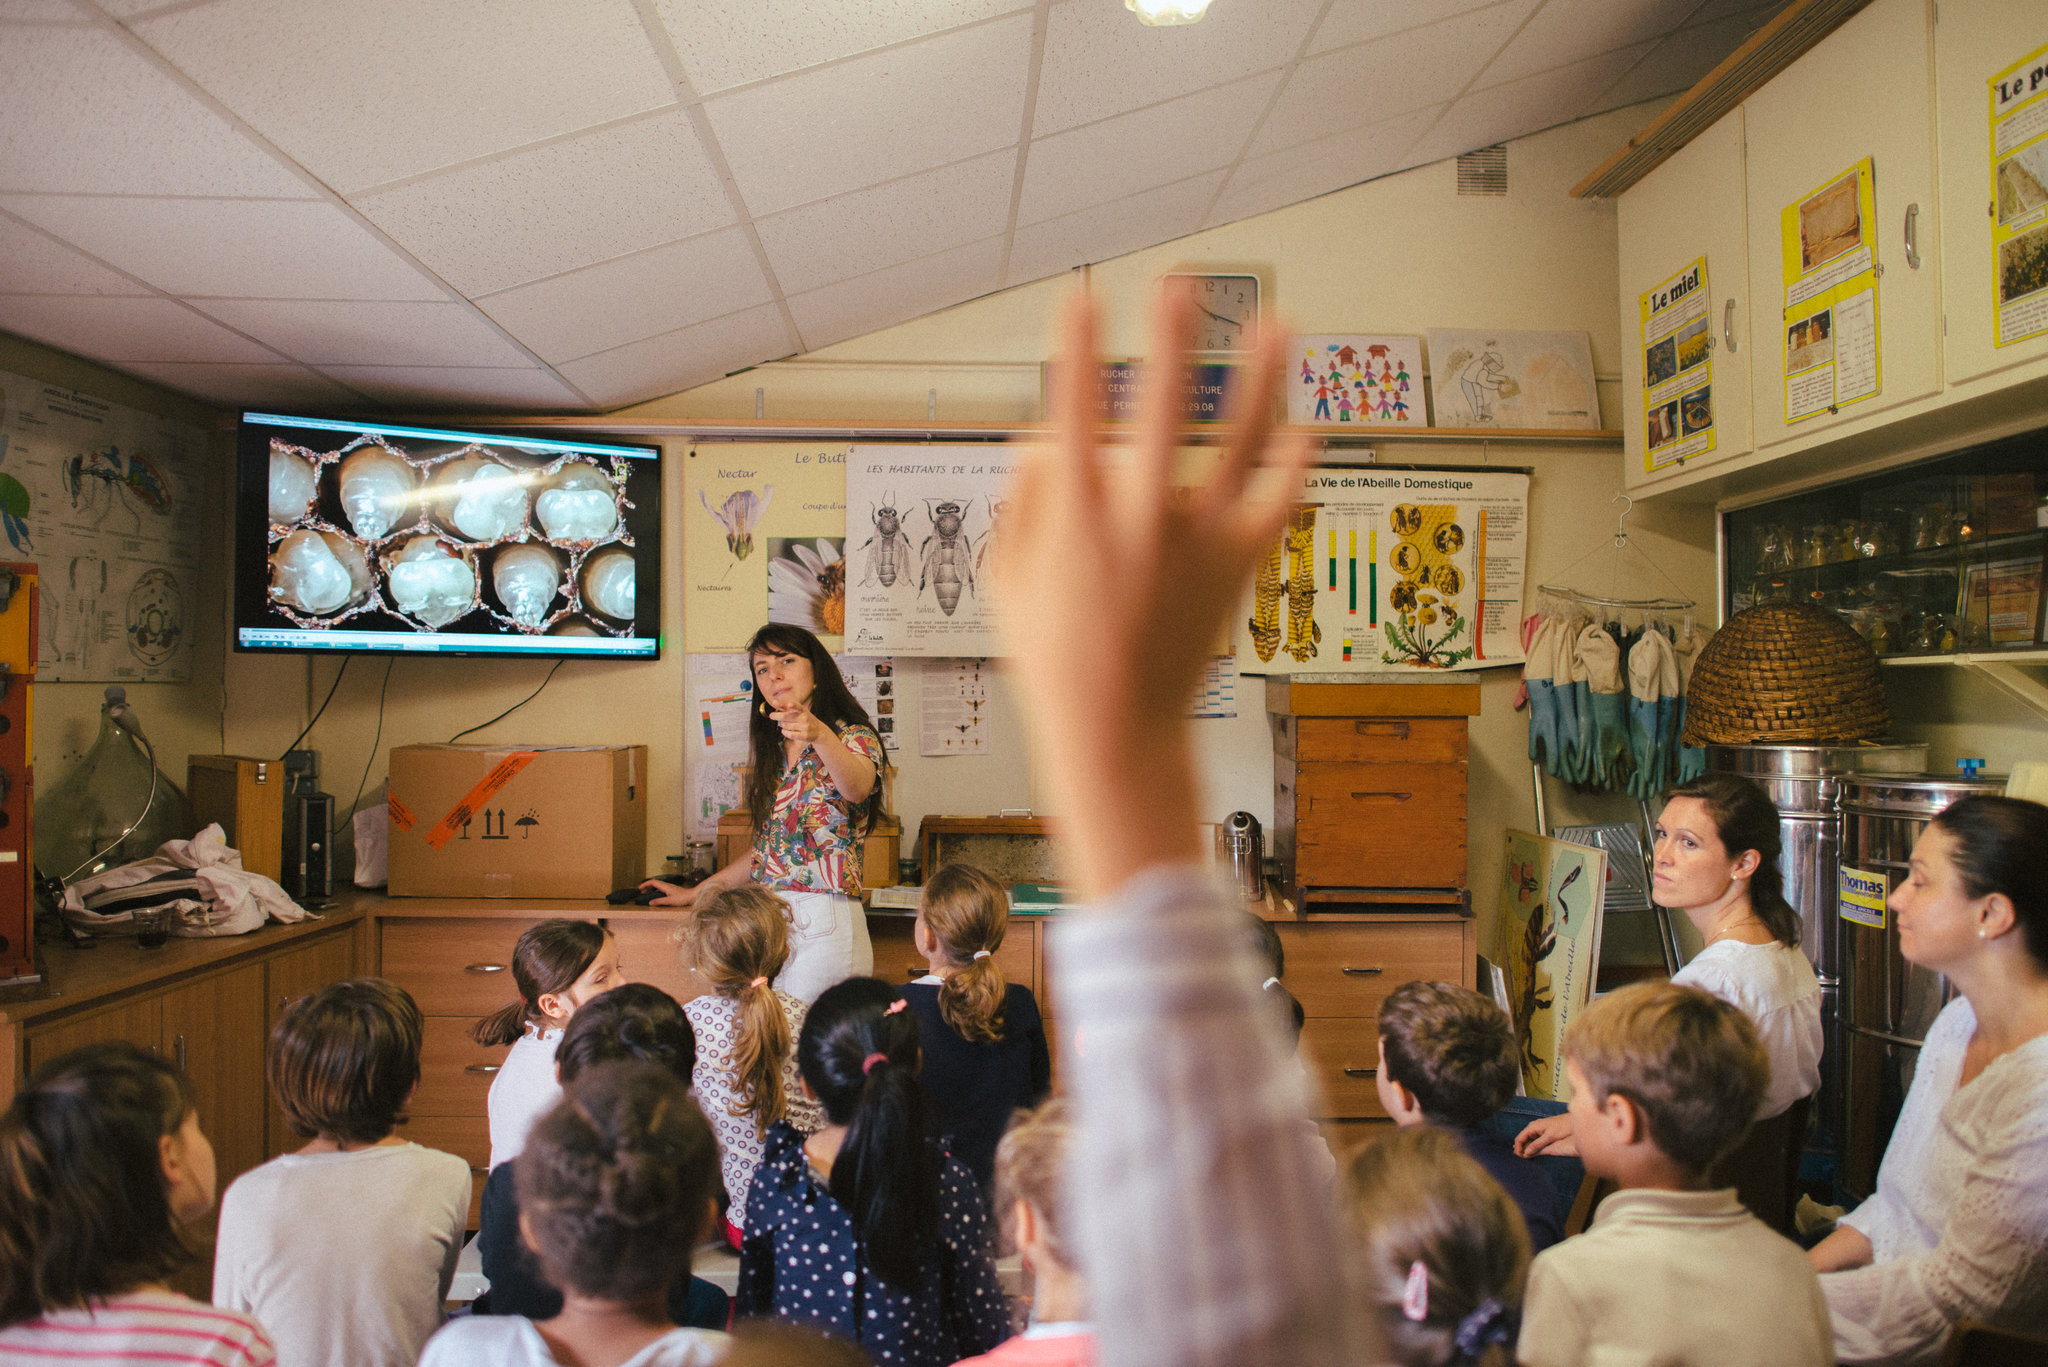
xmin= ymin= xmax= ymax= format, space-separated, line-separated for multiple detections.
xmin=752 ymin=724 xmax=883 ymax=896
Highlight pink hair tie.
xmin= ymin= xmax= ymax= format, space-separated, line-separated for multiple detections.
xmin=883 ymin=998 xmax=908 ymax=1015
xmin=861 ymin=1052 xmax=889 ymax=1075
xmin=749 ymin=976 xmax=768 ymax=988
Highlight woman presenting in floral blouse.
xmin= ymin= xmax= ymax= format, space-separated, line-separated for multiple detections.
xmin=643 ymin=623 xmax=882 ymax=1001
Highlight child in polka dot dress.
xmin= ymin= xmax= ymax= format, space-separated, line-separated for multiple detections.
xmin=679 ymin=887 xmax=824 ymax=1248
xmin=737 ymin=978 xmax=1010 ymax=1367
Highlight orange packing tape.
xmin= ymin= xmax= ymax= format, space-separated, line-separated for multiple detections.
xmin=387 ymin=793 xmax=417 ymax=832
xmin=424 ymin=752 xmax=538 ymax=851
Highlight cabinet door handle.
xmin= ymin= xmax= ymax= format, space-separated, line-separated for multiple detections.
xmin=173 ymin=1034 xmax=186 ymax=1070
xmin=1349 ymin=791 xmax=1412 ymax=803
xmin=1723 ymin=298 xmax=1738 ymax=353
xmin=1343 ymin=1067 xmax=1378 ymax=1078
xmin=1904 ymin=203 xmax=1920 ymax=269
xmin=1352 ymin=721 xmax=1409 ymax=739
xmin=464 ymin=963 xmax=508 ymax=974
xmin=1342 ymin=966 xmax=1384 ymax=977
xmin=464 ymin=1064 xmax=502 ymax=1075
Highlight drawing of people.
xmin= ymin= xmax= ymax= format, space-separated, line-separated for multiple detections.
xmin=1458 ymin=349 xmax=1509 ymax=422
xmin=1314 ymin=381 xmax=1334 ymax=420
xmin=1337 ymin=392 xmax=1355 ymax=421
xmin=1301 ymin=355 xmax=1316 ymax=384
xmin=1392 ymin=395 xmax=1409 ymax=420
xmin=1396 ymin=363 xmax=1411 ymax=391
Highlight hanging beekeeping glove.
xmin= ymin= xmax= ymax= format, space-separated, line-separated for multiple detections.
xmin=1513 ymin=612 xmax=1542 ymax=711
xmin=1523 ymin=615 xmax=1565 ymax=773
xmin=1579 ymin=623 xmax=1628 ymax=788
xmin=1552 ymin=613 xmax=1585 ymax=781
xmin=1626 ymin=628 xmax=1667 ymax=799
xmin=1671 ymin=623 xmax=1712 ymax=782
xmin=1655 ymin=627 xmax=1683 ymax=789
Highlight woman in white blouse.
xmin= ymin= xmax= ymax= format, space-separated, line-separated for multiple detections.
xmin=1809 ymin=795 xmax=2048 ymax=1365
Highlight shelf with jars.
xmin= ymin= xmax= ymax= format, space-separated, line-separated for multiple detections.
xmin=1723 ymin=427 xmax=2048 ymax=664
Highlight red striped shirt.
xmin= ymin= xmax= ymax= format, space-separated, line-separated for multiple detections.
xmin=0 ymin=1291 xmax=276 ymax=1366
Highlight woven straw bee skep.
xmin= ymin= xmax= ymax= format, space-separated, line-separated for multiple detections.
xmin=1681 ymin=603 xmax=1890 ymax=745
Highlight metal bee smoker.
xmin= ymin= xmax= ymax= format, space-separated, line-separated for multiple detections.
xmin=1219 ymin=811 xmax=1265 ymax=905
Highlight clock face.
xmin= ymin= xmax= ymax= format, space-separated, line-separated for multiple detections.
xmin=1168 ymin=273 xmax=1259 ymax=351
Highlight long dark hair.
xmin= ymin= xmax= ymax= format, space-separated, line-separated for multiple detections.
xmin=0 ymin=1042 xmax=197 ymax=1325
xmin=1930 ymin=796 xmax=2048 ymax=969
xmin=796 ymin=977 xmax=937 ymax=1291
xmin=473 ymin=919 xmax=610 ymax=1047
xmin=743 ymin=623 xmax=883 ymax=836
xmin=1663 ymin=773 xmax=1800 ymax=948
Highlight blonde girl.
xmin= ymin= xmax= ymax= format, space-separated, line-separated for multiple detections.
xmin=474 ymin=919 xmax=622 ymax=1169
xmin=903 ymin=862 xmax=1052 ymax=1187
xmin=1343 ymin=1125 xmax=1530 ymax=1367
xmin=957 ymin=1097 xmax=1093 ymax=1367
xmin=679 ymin=886 xmax=823 ymax=1247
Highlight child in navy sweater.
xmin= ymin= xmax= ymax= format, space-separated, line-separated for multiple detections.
xmin=902 ymin=862 xmax=1053 ymax=1187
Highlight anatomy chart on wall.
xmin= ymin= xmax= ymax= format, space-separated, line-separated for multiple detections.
xmin=919 ymin=657 xmax=989 ymax=756
xmin=1238 ymin=467 xmax=1529 ymax=674
xmin=682 ymin=443 xmax=850 ymax=652
xmin=1424 ymin=329 xmax=1599 ymax=430
xmin=0 ymin=370 xmax=203 ymax=681
xmin=1638 ymin=257 xmax=1717 ymax=472
xmin=1990 ymin=42 xmax=2048 ymax=348
xmin=1778 ymin=158 xmax=1882 ymax=423
xmin=1287 ymin=336 xmax=1426 ymax=427
xmin=843 ymin=444 xmax=1014 ymax=657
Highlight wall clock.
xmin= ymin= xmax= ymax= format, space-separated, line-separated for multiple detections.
xmin=1165 ymin=272 xmax=1260 ymax=351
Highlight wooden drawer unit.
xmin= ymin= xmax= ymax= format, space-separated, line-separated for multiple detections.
xmin=1273 ymin=716 xmax=1467 ymax=765
xmin=415 ymin=1017 xmax=505 ymax=1117
xmin=607 ymin=919 xmax=706 ymax=1007
xmin=1274 ymin=919 xmax=1470 ymax=1019
xmin=381 ymin=919 xmax=538 ymax=1017
xmin=1300 ymin=1018 xmax=1386 ymax=1118
xmin=866 ymin=916 xmax=1037 ymax=991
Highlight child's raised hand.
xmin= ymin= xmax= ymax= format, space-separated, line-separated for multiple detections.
xmin=992 ymin=281 xmax=1307 ymax=899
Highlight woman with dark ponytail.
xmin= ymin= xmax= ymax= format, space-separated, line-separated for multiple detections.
xmin=736 ymin=978 xmax=1008 ymax=1367
xmin=902 ymin=862 xmax=1052 ymax=1188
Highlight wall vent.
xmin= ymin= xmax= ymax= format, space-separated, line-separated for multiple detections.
xmin=1456 ymin=145 xmax=1508 ymax=196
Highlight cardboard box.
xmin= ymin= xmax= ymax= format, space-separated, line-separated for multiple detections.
xmin=387 ymin=744 xmax=646 ymax=898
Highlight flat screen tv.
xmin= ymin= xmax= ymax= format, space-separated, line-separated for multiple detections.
xmin=237 ymin=412 xmax=660 ymax=658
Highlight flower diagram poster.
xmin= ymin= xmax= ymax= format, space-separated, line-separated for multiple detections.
xmin=682 ymin=443 xmax=850 ymax=652
xmin=1424 ymin=329 xmax=1599 ymax=430
xmin=1238 ymin=467 xmax=1528 ymax=674
xmin=1494 ymin=830 xmax=1607 ymax=1101
xmin=0 ymin=370 xmax=203 ymax=682
xmin=1990 ymin=41 xmax=2048 ymax=348
xmin=1779 ymin=157 xmax=1882 ymax=423
xmin=1638 ymin=257 xmax=1717 ymax=472
xmin=1287 ymin=335 xmax=1427 ymax=427
xmin=843 ymin=444 xmax=1013 ymax=657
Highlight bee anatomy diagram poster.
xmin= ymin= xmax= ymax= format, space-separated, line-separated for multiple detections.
xmin=0 ymin=371 xmax=202 ymax=682
xmin=682 ymin=443 xmax=850 ymax=653
xmin=1494 ymin=830 xmax=1607 ymax=1101
xmin=843 ymin=445 xmax=1014 ymax=658
xmin=1990 ymin=41 xmax=2048 ymax=348
xmin=1238 ymin=467 xmax=1529 ymax=674
xmin=1638 ymin=257 xmax=1717 ymax=472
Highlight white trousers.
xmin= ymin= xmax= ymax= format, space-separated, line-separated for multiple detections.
xmin=773 ymin=890 xmax=873 ymax=1004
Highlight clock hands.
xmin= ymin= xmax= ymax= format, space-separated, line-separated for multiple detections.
xmin=1197 ymin=304 xmax=1239 ymax=328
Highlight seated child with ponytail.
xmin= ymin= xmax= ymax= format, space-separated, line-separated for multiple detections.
xmin=679 ymin=886 xmax=824 ymax=1247
xmin=904 ymin=862 xmax=1052 ymax=1187
xmin=738 ymin=977 xmax=1010 ymax=1367
xmin=0 ymin=1041 xmax=276 ymax=1366
xmin=476 ymin=918 xmax=622 ymax=1169
xmin=958 ymin=1098 xmax=1093 ymax=1367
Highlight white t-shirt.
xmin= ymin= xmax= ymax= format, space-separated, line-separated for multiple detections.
xmin=214 ymin=1142 xmax=471 ymax=1367
xmin=418 ymin=1317 xmax=727 ymax=1367
xmin=489 ymin=1025 xmax=562 ymax=1169
xmin=1672 ymin=937 xmax=1823 ymax=1118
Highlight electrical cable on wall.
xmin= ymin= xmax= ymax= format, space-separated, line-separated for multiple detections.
xmin=275 ymin=657 xmax=350 ymax=761
xmin=448 ymin=660 xmax=565 ymax=744
xmin=338 ymin=657 xmax=396 ymax=850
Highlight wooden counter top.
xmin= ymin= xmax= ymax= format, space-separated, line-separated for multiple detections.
xmin=339 ymin=889 xmax=696 ymax=922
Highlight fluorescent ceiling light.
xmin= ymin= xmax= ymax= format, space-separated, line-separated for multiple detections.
xmin=1127 ymin=0 xmax=1213 ymax=26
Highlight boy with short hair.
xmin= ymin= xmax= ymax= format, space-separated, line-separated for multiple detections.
xmin=1376 ymin=980 xmax=1566 ymax=1251
xmin=214 ymin=978 xmax=471 ymax=1367
xmin=1515 ymin=980 xmax=1832 ymax=1367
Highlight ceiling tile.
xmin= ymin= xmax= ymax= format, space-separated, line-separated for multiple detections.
xmin=314 ymin=366 xmax=587 ymax=412
xmin=557 ymin=302 xmax=793 ymax=409
xmin=653 ymin=0 xmax=1028 ymax=96
xmin=1031 ymin=0 xmax=1322 ymax=137
xmin=0 ymin=213 xmax=148 ymax=295
xmin=1401 ymin=42 xmax=1655 ymax=168
xmin=706 ymin=14 xmax=1033 ymax=218
xmin=129 ymin=0 xmax=676 ymax=192
xmin=1210 ymin=106 xmax=1445 ymax=227
xmin=0 ymin=25 xmax=311 ymax=197
xmin=787 ymin=237 xmax=1005 ymax=351
xmin=1590 ymin=8 xmax=1777 ymax=113
xmin=759 ymin=151 xmax=1015 ymax=295
xmin=1252 ymin=4 xmax=1536 ymax=158
xmin=352 ymin=112 xmax=737 ymax=297
xmin=1018 ymin=71 xmax=1280 ymax=226
xmin=5 ymin=3 xmax=97 ymax=19
xmin=0 ymin=295 xmax=281 ymax=362
xmin=115 ymin=361 xmax=363 ymax=410
xmin=0 ymin=195 xmax=446 ymax=300
xmin=195 ymin=299 xmax=537 ymax=367
xmin=480 ymin=228 xmax=774 ymax=365
xmin=1006 ymin=173 xmax=1225 ymax=287
xmin=1473 ymin=0 xmax=1692 ymax=91
xmin=1310 ymin=0 xmax=1508 ymax=55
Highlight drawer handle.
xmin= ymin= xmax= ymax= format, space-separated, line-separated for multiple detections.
xmin=1723 ymin=297 xmax=1738 ymax=353
xmin=1349 ymin=792 xmax=1413 ymax=803
xmin=1343 ymin=1067 xmax=1378 ymax=1078
xmin=1342 ymin=966 xmax=1384 ymax=977
xmin=1352 ymin=721 xmax=1409 ymax=739
xmin=464 ymin=1064 xmax=502 ymax=1075
xmin=464 ymin=963 xmax=509 ymax=974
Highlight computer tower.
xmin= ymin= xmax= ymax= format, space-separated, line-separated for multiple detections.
xmin=285 ymin=790 xmax=334 ymax=903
